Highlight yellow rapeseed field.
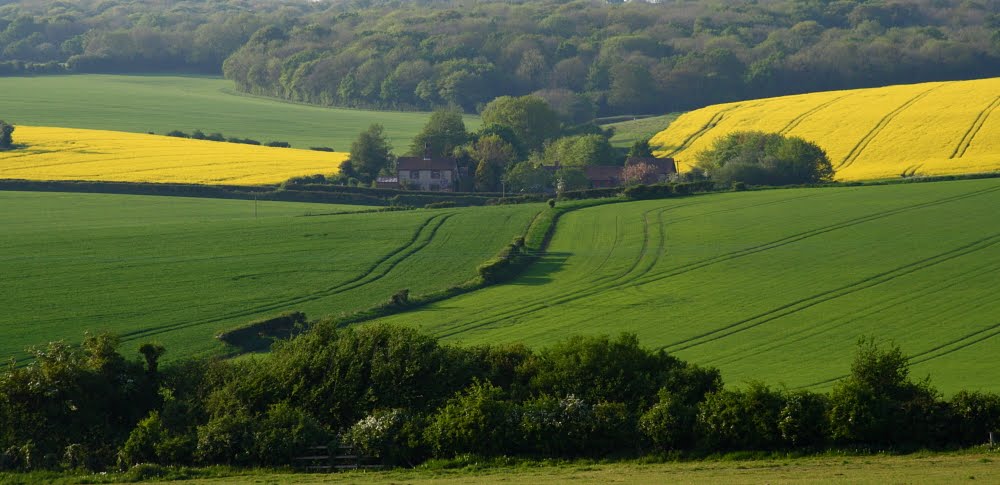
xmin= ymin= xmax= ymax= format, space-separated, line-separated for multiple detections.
xmin=0 ymin=126 xmax=348 ymax=185
xmin=649 ymin=77 xmax=1000 ymax=181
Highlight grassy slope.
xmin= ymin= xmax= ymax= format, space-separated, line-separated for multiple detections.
xmin=0 ymin=75 xmax=480 ymax=152
xmin=604 ymin=114 xmax=680 ymax=148
xmin=0 ymin=192 xmax=539 ymax=361
xmin=375 ymin=178 xmax=1000 ymax=394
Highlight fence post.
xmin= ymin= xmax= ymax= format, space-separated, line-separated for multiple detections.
xmin=990 ymin=431 xmax=996 ymax=447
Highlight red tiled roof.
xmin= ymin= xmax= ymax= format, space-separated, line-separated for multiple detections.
xmin=626 ymin=157 xmax=677 ymax=174
xmin=397 ymin=157 xmax=458 ymax=171
xmin=584 ymin=165 xmax=622 ymax=181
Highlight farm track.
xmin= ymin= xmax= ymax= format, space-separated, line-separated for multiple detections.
xmin=662 ymin=232 xmax=1000 ymax=354
xmin=662 ymin=105 xmax=741 ymax=157
xmin=778 ymin=94 xmax=852 ymax=135
xmin=430 ymin=192 xmax=836 ymax=338
xmin=115 ymin=212 xmax=455 ymax=344
xmin=951 ymin=96 xmax=1000 ymax=159
xmin=836 ymin=85 xmax=942 ymax=170
xmin=703 ymin=262 xmax=1000 ymax=367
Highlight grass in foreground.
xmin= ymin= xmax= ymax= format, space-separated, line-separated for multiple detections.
xmin=376 ymin=178 xmax=1000 ymax=393
xmin=649 ymin=77 xmax=1000 ymax=180
xmin=0 ymin=75 xmax=481 ymax=151
xmin=0 ymin=192 xmax=541 ymax=361
xmin=2 ymin=451 xmax=996 ymax=484
xmin=0 ymin=126 xmax=348 ymax=185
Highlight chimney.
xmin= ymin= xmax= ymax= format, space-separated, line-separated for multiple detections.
xmin=423 ymin=143 xmax=431 ymax=161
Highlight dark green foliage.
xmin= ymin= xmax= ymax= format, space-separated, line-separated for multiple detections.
xmin=639 ymin=390 xmax=698 ymax=451
xmin=265 ymin=141 xmax=291 ymax=148
xmin=547 ymin=198 xmax=556 ymax=208
xmin=697 ymin=382 xmax=785 ymax=451
xmin=778 ymin=391 xmax=829 ymax=448
xmin=627 ymin=139 xmax=654 ymax=158
xmin=350 ymin=124 xmax=394 ymax=183
xmin=480 ymin=96 xmax=561 ymax=152
xmin=477 ymin=237 xmax=533 ymax=283
xmin=695 ymin=131 xmax=834 ymax=186
xmin=827 ymin=338 xmax=945 ymax=446
xmin=504 ymin=161 xmax=555 ymax=194
xmin=949 ymin=391 xmax=1000 ymax=446
xmin=165 ymin=130 xmax=188 ymax=138
xmin=409 ymin=109 xmax=468 ymax=158
xmin=424 ymin=201 xmax=456 ymax=209
xmin=0 ymin=120 xmax=14 ymax=149
xmin=544 ymin=134 xmax=617 ymax=167
xmin=424 ymin=381 xmax=517 ymax=457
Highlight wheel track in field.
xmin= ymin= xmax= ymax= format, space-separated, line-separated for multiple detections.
xmin=950 ymin=96 xmax=1000 ymax=159
xmin=432 ymin=185 xmax=990 ymax=339
xmin=796 ymin=314 xmax=1000 ymax=391
xmin=703 ymin=261 xmax=1000 ymax=368
xmin=116 ymin=212 xmax=456 ymax=344
xmin=630 ymin=183 xmax=1000 ymax=291
xmin=430 ymin=191 xmax=843 ymax=338
xmin=779 ymin=94 xmax=852 ymax=135
xmin=662 ymin=105 xmax=741 ymax=157
xmin=432 ymin=203 xmax=675 ymax=339
xmin=836 ymin=85 xmax=943 ymax=170
xmin=661 ymin=232 xmax=1000 ymax=355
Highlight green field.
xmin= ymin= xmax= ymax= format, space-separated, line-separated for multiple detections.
xmin=0 ymin=192 xmax=539 ymax=361
xmin=0 ymin=75 xmax=480 ymax=151
xmin=374 ymin=178 xmax=1000 ymax=393
xmin=605 ymin=114 xmax=680 ymax=148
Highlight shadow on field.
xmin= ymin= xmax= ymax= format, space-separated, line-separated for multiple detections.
xmin=511 ymin=252 xmax=571 ymax=286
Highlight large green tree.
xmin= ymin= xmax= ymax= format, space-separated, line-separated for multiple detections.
xmin=544 ymin=134 xmax=616 ymax=167
xmin=480 ymin=96 xmax=561 ymax=152
xmin=409 ymin=109 xmax=468 ymax=158
xmin=0 ymin=120 xmax=14 ymax=149
xmin=348 ymin=123 xmax=394 ymax=182
xmin=695 ymin=131 xmax=834 ymax=186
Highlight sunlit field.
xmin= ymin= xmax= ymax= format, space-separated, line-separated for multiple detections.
xmin=650 ymin=77 xmax=1000 ymax=181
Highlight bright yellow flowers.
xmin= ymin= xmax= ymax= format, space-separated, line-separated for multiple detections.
xmin=0 ymin=126 xmax=347 ymax=185
xmin=650 ymin=77 xmax=1000 ymax=181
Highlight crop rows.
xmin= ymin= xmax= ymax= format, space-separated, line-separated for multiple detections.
xmin=649 ymin=77 xmax=1000 ymax=181
xmin=378 ymin=178 xmax=1000 ymax=393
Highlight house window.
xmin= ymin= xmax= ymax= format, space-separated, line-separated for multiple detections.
xmin=431 ymin=170 xmax=441 ymax=179
xmin=410 ymin=170 xmax=420 ymax=179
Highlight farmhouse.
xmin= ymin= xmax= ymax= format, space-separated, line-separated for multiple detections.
xmin=625 ymin=156 xmax=677 ymax=183
xmin=396 ymin=156 xmax=460 ymax=192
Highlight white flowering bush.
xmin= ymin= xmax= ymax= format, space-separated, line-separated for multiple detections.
xmin=347 ymin=408 xmax=405 ymax=459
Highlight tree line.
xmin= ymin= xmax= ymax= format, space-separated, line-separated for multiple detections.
xmin=0 ymin=324 xmax=997 ymax=474
xmin=1 ymin=0 xmax=998 ymax=118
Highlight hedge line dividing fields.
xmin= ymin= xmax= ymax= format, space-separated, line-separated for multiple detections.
xmin=373 ymin=178 xmax=1000 ymax=394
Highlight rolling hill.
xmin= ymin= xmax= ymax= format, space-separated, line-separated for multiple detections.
xmin=649 ymin=77 xmax=1000 ymax=181
xmin=372 ymin=178 xmax=1000 ymax=394
xmin=0 ymin=192 xmax=541 ymax=361
xmin=0 ymin=126 xmax=347 ymax=185
xmin=0 ymin=75 xmax=481 ymax=151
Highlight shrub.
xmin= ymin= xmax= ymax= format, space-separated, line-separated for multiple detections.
xmin=252 ymin=402 xmax=328 ymax=466
xmin=165 ymin=130 xmax=189 ymax=138
xmin=424 ymin=381 xmax=516 ymax=457
xmin=346 ymin=408 xmax=425 ymax=465
xmin=547 ymin=198 xmax=556 ymax=208
xmin=950 ymin=391 xmax=1000 ymax=446
xmin=639 ymin=390 xmax=698 ymax=450
xmin=195 ymin=412 xmax=255 ymax=465
xmin=266 ymin=141 xmax=291 ymax=148
xmin=61 ymin=443 xmax=89 ymax=470
xmin=310 ymin=147 xmax=335 ymax=152
xmin=695 ymin=131 xmax=834 ymax=186
xmin=697 ymin=382 xmax=784 ymax=450
xmin=0 ymin=120 xmax=15 ymax=149
xmin=204 ymin=132 xmax=225 ymax=142
xmin=119 ymin=412 xmax=166 ymax=467
xmin=778 ymin=391 xmax=829 ymax=447
xmin=424 ymin=201 xmax=456 ymax=209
